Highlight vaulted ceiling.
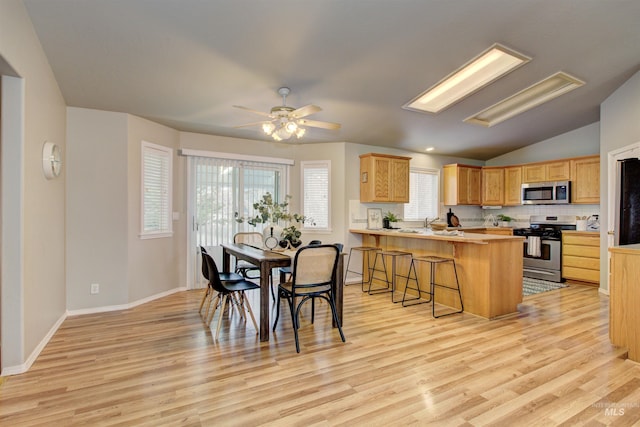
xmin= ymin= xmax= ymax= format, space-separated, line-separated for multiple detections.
xmin=24 ymin=0 xmax=640 ymax=160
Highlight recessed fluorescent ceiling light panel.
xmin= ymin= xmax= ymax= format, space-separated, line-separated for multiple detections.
xmin=403 ymin=43 xmax=531 ymax=114
xmin=464 ymin=71 xmax=585 ymax=127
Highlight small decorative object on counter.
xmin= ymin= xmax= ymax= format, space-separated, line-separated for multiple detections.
xmin=497 ymin=214 xmax=512 ymax=227
xmin=576 ymin=216 xmax=588 ymax=231
xmin=383 ymin=211 xmax=400 ymax=229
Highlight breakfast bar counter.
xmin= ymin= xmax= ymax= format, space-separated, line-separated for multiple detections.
xmin=350 ymin=229 xmax=525 ymax=319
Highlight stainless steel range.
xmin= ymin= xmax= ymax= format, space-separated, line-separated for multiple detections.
xmin=513 ymin=215 xmax=577 ymax=282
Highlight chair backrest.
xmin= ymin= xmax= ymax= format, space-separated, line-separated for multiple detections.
xmin=333 ymin=243 xmax=344 ymax=253
xmin=200 ymin=246 xmax=209 ymax=280
xmin=234 ymin=232 xmax=264 ymax=247
xmin=202 ymin=252 xmax=227 ymax=293
xmin=309 ymin=240 xmax=322 ymax=246
xmin=292 ymin=244 xmax=339 ymax=289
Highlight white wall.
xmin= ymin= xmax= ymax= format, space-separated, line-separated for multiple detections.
xmin=0 ymin=0 xmax=67 ymax=373
xmin=66 ymin=108 xmax=183 ymax=310
xmin=126 ymin=115 xmax=182 ymax=302
xmin=66 ymin=108 xmax=129 ymax=309
xmin=600 ymin=70 xmax=640 ymax=291
xmin=486 ymin=122 xmax=600 ymax=166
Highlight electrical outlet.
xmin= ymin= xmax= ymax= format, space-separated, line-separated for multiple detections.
xmin=90 ymin=283 xmax=100 ymax=294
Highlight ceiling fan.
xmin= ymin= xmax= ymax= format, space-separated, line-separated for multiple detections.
xmin=234 ymin=87 xmax=341 ymax=141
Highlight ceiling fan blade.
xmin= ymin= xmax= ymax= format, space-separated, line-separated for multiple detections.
xmin=234 ymin=120 xmax=272 ymax=129
xmin=291 ymin=104 xmax=322 ymax=119
xmin=233 ymin=105 xmax=273 ymax=118
xmin=299 ymin=118 xmax=341 ymax=130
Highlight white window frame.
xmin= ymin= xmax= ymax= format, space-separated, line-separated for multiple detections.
xmin=140 ymin=140 xmax=173 ymax=239
xmin=403 ymin=167 xmax=439 ymax=221
xmin=301 ymin=160 xmax=331 ymax=232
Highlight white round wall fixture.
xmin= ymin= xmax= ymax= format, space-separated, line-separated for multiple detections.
xmin=42 ymin=141 xmax=62 ymax=179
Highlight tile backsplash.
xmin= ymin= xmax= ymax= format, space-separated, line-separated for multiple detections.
xmin=348 ymin=200 xmax=599 ymax=229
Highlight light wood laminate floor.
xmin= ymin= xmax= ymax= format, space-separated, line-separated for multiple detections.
xmin=1 ymin=283 xmax=639 ymax=426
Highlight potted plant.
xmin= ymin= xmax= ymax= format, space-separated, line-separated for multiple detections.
xmin=279 ymin=225 xmax=303 ymax=249
xmin=383 ymin=211 xmax=399 ymax=229
xmin=497 ymin=214 xmax=512 ymax=227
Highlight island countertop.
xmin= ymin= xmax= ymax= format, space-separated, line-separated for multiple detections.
xmin=349 ymin=228 xmax=523 ymax=244
xmin=349 ymin=228 xmax=524 ymax=319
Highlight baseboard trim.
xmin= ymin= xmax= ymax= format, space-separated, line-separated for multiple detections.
xmin=1 ymin=311 xmax=67 ymax=377
xmin=1 ymin=287 xmax=187 ymax=376
xmin=67 ymin=286 xmax=187 ymax=316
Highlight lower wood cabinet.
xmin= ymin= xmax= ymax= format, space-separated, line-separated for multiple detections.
xmin=562 ymin=231 xmax=600 ymax=283
xmin=609 ymin=245 xmax=640 ymax=362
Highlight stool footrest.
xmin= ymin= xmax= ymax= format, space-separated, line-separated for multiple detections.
xmin=401 ymin=255 xmax=464 ymax=317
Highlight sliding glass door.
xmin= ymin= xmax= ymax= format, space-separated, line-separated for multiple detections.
xmin=187 ymin=154 xmax=289 ymax=289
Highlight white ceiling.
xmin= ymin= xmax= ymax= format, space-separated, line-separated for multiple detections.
xmin=23 ymin=0 xmax=640 ymax=160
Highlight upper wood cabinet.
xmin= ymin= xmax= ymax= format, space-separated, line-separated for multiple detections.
xmin=522 ymin=160 xmax=570 ymax=183
xmin=571 ymin=155 xmax=600 ymax=204
xmin=359 ymin=153 xmax=411 ymax=203
xmin=443 ymin=164 xmax=482 ymax=205
xmin=504 ymin=166 xmax=522 ymax=205
xmin=481 ymin=167 xmax=504 ymax=206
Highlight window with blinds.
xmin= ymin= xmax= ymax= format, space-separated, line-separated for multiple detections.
xmin=404 ymin=168 xmax=439 ymax=221
xmin=141 ymin=141 xmax=173 ymax=238
xmin=301 ymin=160 xmax=330 ymax=230
xmin=191 ymin=155 xmax=289 ymax=247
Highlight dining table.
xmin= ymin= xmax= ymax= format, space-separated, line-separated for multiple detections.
xmin=221 ymin=242 xmax=345 ymax=342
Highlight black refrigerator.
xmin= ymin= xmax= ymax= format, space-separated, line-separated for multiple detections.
xmin=616 ymin=158 xmax=640 ymax=245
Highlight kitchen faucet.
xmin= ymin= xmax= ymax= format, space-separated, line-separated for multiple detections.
xmin=425 ymin=217 xmax=439 ymax=228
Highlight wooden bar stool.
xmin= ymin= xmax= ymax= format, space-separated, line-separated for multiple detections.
xmin=402 ymin=255 xmax=464 ymax=317
xmin=344 ymin=246 xmax=381 ymax=291
xmin=369 ymin=250 xmax=413 ymax=303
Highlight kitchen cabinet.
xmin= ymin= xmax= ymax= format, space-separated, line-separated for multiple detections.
xmin=609 ymin=244 xmax=640 ymax=362
xmin=481 ymin=167 xmax=504 ymax=206
xmin=571 ymin=155 xmax=600 ymax=204
xmin=562 ymin=231 xmax=600 ymax=284
xmin=504 ymin=166 xmax=522 ymax=205
xmin=522 ymin=160 xmax=570 ymax=183
xmin=443 ymin=164 xmax=482 ymax=205
xmin=359 ymin=153 xmax=411 ymax=203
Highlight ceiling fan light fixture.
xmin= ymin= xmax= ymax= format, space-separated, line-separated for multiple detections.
xmin=403 ymin=43 xmax=531 ymax=114
xmin=295 ymin=127 xmax=306 ymax=138
xmin=464 ymin=71 xmax=585 ymax=127
xmin=262 ymin=122 xmax=275 ymax=135
xmin=285 ymin=120 xmax=298 ymax=133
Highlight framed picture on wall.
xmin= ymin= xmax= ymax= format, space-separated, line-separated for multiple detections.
xmin=367 ymin=208 xmax=383 ymax=229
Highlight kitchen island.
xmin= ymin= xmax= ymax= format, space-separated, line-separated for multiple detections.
xmin=350 ymin=229 xmax=525 ymax=319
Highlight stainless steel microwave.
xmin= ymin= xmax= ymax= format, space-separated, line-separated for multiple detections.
xmin=521 ymin=181 xmax=570 ymax=204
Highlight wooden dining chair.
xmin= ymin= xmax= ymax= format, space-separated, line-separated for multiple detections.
xmin=233 ymin=232 xmax=264 ymax=278
xmin=202 ymin=252 xmax=260 ymax=339
xmin=273 ymin=244 xmax=346 ymax=352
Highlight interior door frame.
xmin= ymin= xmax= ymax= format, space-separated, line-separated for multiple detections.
xmin=606 ymin=141 xmax=640 ymax=291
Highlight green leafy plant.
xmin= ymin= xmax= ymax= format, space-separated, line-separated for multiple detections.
xmin=497 ymin=214 xmax=512 ymax=222
xmin=235 ymin=192 xmax=314 ymax=228
xmin=281 ymin=225 xmax=302 ymax=244
xmin=383 ymin=211 xmax=399 ymax=222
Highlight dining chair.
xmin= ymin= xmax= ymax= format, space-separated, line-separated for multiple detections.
xmin=198 ymin=246 xmax=243 ymax=320
xmin=203 ymin=252 xmax=260 ymax=339
xmin=233 ymin=232 xmax=264 ymax=279
xmin=273 ymin=244 xmax=346 ymax=352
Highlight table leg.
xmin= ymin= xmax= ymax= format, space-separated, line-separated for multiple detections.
xmin=333 ymin=255 xmax=344 ymax=327
xmin=222 ymin=248 xmax=231 ymax=274
xmin=259 ymin=262 xmax=271 ymax=341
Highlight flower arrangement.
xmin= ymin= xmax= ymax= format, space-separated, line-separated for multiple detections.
xmin=235 ymin=192 xmax=314 ymax=245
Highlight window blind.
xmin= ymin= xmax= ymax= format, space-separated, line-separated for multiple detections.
xmin=301 ymin=161 xmax=330 ymax=229
xmin=404 ymin=168 xmax=439 ymax=221
xmin=141 ymin=141 xmax=172 ymax=237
